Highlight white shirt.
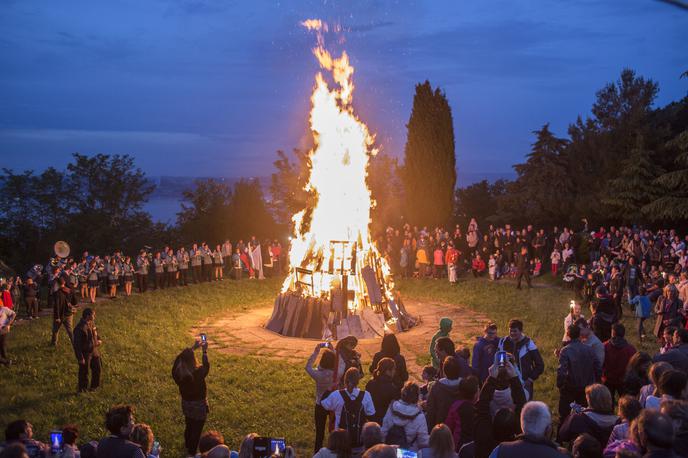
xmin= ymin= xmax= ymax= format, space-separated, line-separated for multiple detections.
xmin=321 ymin=388 xmax=375 ymax=427
xmin=0 ymin=306 xmax=16 ymax=335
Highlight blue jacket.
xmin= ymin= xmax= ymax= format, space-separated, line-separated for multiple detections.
xmin=472 ymin=336 xmax=499 ymax=383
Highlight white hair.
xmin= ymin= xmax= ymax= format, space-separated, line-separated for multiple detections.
xmin=520 ymin=401 xmax=552 ymax=437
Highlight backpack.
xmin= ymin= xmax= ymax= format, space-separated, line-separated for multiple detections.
xmin=338 ymin=390 xmax=367 ymax=447
xmin=385 ymin=409 xmax=421 ymax=449
xmin=445 ymin=399 xmax=467 ymax=450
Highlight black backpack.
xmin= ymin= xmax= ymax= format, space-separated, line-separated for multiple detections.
xmin=338 ymin=389 xmax=367 ymax=447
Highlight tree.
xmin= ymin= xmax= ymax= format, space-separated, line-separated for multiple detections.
xmin=368 ymin=153 xmax=404 ymax=233
xmin=401 ymin=80 xmax=457 ymax=226
xmin=454 ymin=179 xmax=507 ymax=226
xmin=602 ymin=136 xmax=664 ymax=223
xmin=177 ymin=178 xmax=232 ymax=244
xmin=269 ymin=149 xmax=312 ymax=227
xmin=643 ymin=130 xmax=688 ymax=220
xmin=227 ymin=179 xmax=277 ymax=241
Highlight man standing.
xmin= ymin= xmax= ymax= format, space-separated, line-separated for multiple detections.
xmin=52 ymin=277 xmax=77 ymax=347
xmin=0 ymin=297 xmax=17 ymax=365
xmin=472 ymin=322 xmax=500 ymax=384
xmin=602 ymin=323 xmax=636 ymax=403
xmin=23 ymin=277 xmax=39 ymax=319
xmin=177 ymin=246 xmax=189 ymax=287
xmin=135 ymin=250 xmax=149 ymax=293
xmin=557 ymin=324 xmax=600 ymax=421
xmin=73 ymin=307 xmax=102 ymax=392
xmin=498 ymin=319 xmax=544 ymax=399
xmin=515 ymin=246 xmax=532 ymax=290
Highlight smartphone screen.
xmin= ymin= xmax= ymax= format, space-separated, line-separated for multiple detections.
xmin=396 ymin=448 xmax=418 ymax=458
xmin=50 ymin=431 xmax=63 ymax=454
xmin=201 ymin=333 xmax=207 ymax=343
xmin=151 ymin=440 xmax=160 ymax=457
xmin=497 ymin=351 xmax=507 ymax=365
xmin=270 ymin=438 xmax=286 ymax=456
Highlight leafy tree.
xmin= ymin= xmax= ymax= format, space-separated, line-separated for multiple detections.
xmin=177 ymin=178 xmax=233 ymax=244
xmin=643 ymin=130 xmax=688 ymax=220
xmin=454 ymin=179 xmax=507 ymax=225
xmin=401 ymin=80 xmax=457 ymax=227
xmin=269 ymin=149 xmax=312 ymax=227
xmin=227 ymin=179 xmax=277 ymax=241
xmin=602 ymin=136 xmax=664 ymax=223
xmin=368 ymin=153 xmax=404 ymax=233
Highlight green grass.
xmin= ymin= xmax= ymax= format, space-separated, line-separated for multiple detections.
xmin=0 ymin=275 xmax=652 ymax=455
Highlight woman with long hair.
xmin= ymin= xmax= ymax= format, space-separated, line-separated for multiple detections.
xmin=370 ymin=334 xmax=409 ymax=389
xmin=419 ymin=424 xmax=457 ymax=458
xmin=306 ymin=342 xmax=337 ymax=453
xmin=365 ymin=357 xmax=400 ymax=425
xmin=622 ymin=351 xmax=651 ymax=397
xmin=172 ymin=339 xmax=210 ymax=458
xmin=122 ymin=256 xmax=134 ymax=297
xmin=314 ymin=429 xmax=352 ymax=458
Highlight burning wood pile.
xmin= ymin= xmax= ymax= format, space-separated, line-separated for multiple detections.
xmin=266 ymin=20 xmax=416 ymax=340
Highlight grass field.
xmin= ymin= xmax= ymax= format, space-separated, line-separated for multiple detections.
xmin=0 ymin=275 xmax=653 ymax=455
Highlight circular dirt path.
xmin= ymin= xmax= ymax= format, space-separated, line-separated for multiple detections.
xmin=194 ymin=299 xmax=489 ymax=380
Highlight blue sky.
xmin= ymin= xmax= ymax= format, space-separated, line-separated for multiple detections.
xmin=0 ymin=0 xmax=686 ymax=184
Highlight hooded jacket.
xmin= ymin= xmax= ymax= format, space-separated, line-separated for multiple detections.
xmin=498 ymin=336 xmax=544 ymax=383
xmin=426 ymin=378 xmax=461 ymax=430
xmin=381 ymin=400 xmax=429 ymax=451
xmin=365 ymin=374 xmax=401 ymax=425
xmin=472 ymin=336 xmax=499 ymax=383
xmin=602 ymin=337 xmax=636 ymax=385
xmin=430 ymin=318 xmax=453 ymax=368
xmin=558 ymin=409 xmax=619 ymax=446
xmin=53 ymin=286 xmax=78 ymax=321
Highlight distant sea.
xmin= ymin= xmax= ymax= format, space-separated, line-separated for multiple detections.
xmin=143 ymin=170 xmax=514 ymax=223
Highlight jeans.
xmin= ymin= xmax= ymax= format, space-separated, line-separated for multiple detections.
xmin=51 ymin=315 xmax=74 ymax=346
xmin=78 ymin=354 xmax=101 ymax=391
xmin=558 ymin=386 xmax=587 ymax=424
xmin=314 ymin=403 xmax=329 ymax=453
xmin=184 ymin=416 xmax=206 ymax=456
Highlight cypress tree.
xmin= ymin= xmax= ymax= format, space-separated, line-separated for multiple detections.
xmin=402 ymin=81 xmax=456 ymax=226
xmin=643 ymin=130 xmax=688 ymax=220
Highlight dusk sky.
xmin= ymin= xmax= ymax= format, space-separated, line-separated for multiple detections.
xmin=1 ymin=0 xmax=686 ymax=184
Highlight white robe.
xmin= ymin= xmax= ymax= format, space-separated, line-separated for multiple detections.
xmin=250 ymin=244 xmax=264 ymax=279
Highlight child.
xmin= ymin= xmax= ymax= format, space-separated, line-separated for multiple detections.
xmin=629 ymin=286 xmax=652 ymax=341
xmin=550 ymin=248 xmax=561 ymax=276
xmin=509 ymin=263 xmax=517 ymax=278
xmin=488 ymin=255 xmax=496 ymax=281
xmin=533 ymin=257 xmax=542 ymax=277
xmin=419 ymin=365 xmax=438 ymax=405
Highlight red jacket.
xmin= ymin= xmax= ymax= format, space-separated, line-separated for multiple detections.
xmin=472 ymin=258 xmax=486 ymax=272
xmin=1 ymin=291 xmax=12 ymax=310
xmin=602 ymin=337 xmax=636 ymax=385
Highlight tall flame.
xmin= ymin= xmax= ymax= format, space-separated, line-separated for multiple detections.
xmin=282 ymin=19 xmax=394 ymax=306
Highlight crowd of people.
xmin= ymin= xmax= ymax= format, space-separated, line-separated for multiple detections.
xmin=2 ymin=220 xmax=688 ymax=457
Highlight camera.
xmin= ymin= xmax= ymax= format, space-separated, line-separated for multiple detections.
xmin=496 ymin=351 xmax=508 ymax=367
xmin=253 ymin=437 xmax=286 ymax=458
xmin=200 ymin=333 xmax=207 ymax=344
xmin=50 ymin=431 xmax=63 ymax=454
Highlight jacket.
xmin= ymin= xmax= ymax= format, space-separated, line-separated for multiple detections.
xmin=426 ymin=378 xmax=461 ymax=429
xmin=602 ymin=337 xmax=636 ymax=386
xmin=444 ymin=399 xmax=475 ymax=451
xmin=472 ymin=377 xmax=525 ymax=458
xmin=489 ymin=435 xmax=567 ymax=458
xmin=370 ymin=352 xmax=409 ymax=388
xmin=558 ymin=410 xmax=619 ymax=446
xmin=365 ymin=374 xmax=401 ymax=425
xmin=74 ymin=318 xmax=100 ymax=360
xmin=471 ymin=337 xmax=499 ymax=383
xmin=498 ymin=336 xmax=544 ymax=383
xmin=652 ymin=346 xmax=688 ymax=373
xmin=53 ymin=287 xmax=77 ymax=321
xmin=381 ymin=400 xmax=429 ymax=451
xmin=430 ymin=318 xmax=452 ymax=368
xmin=557 ymin=339 xmax=600 ymax=389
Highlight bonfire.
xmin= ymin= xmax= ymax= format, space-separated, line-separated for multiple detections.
xmin=266 ymin=19 xmax=416 ymax=340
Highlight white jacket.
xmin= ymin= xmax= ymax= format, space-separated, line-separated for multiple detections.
xmin=381 ymin=400 xmax=429 ymax=450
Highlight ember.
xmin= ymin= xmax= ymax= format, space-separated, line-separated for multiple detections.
xmin=266 ymin=19 xmax=416 ymax=340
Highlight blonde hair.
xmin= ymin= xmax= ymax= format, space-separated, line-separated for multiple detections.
xmin=238 ymin=433 xmax=258 ymax=458
xmin=586 ymin=384 xmax=613 ymax=413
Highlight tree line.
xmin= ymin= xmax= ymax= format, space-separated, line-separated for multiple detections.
xmin=2 ymin=68 xmax=686 ymax=272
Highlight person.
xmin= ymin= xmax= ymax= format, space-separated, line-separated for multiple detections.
xmin=434 ymin=246 xmax=446 ymax=279
xmin=197 ymin=430 xmax=224 ymax=456
xmin=236 ymin=433 xmax=257 ymax=458
xmin=551 ymin=248 xmax=561 ymax=277
xmin=590 ymin=286 xmax=616 ymax=343
xmin=607 ymin=396 xmax=642 ymax=445
xmin=577 ymin=318 xmax=605 ymax=369
xmin=129 ymin=424 xmax=156 ymax=458
xmin=87 ymin=261 xmax=99 ymax=303
xmin=365 ymin=358 xmax=401 ymax=425
xmin=622 ymin=351 xmax=651 ymax=398
xmin=212 ymin=245 xmax=223 ymax=281
xmin=446 ymin=242 xmax=459 ymax=284
xmin=165 ymin=249 xmax=178 ymax=287
xmin=305 ymin=342 xmax=336 ymax=453
xmin=152 ymin=252 xmax=164 ymax=290
xmin=644 ymin=370 xmax=687 ymax=409
xmin=426 ymin=357 xmax=462 ymax=430
xmin=231 ymin=249 xmax=242 ymax=280
xmin=370 ymin=334 xmax=409 ymax=389
xmin=361 ymin=422 xmax=383 ymax=451
xmin=659 ymin=400 xmax=688 ymax=457
xmin=498 ymin=319 xmax=544 ymax=399
xmin=602 ymin=323 xmax=637 ymax=403
xmin=191 ymin=245 xmax=203 ymax=283
xmin=557 ymin=324 xmax=601 ymax=421
xmin=558 ymin=384 xmax=619 ymax=446
xmin=0 ymin=297 xmax=17 ymax=366
xmin=73 ymin=308 xmax=102 ymax=392
xmin=635 ymin=410 xmax=677 ymax=458
xmin=2 ymin=420 xmax=48 ymax=457
xmin=488 ymin=401 xmax=567 ymax=458
xmin=471 ymin=322 xmax=499 ymax=384
xmin=52 ymin=277 xmax=77 ymax=347
xmin=420 ymin=366 xmax=438 ymax=404
xmin=177 ymin=247 xmax=189 ymax=286
xmin=562 ymin=302 xmax=584 ymax=345
xmin=58 ymin=424 xmax=80 ymax=458
xmin=430 ymin=318 xmax=453 ymax=369
xmin=570 ymin=434 xmax=602 ymax=458
xmin=106 ymin=258 xmax=118 ymax=298
xmin=639 ymin=362 xmax=673 ymax=408
xmin=322 ymin=368 xmax=375 ymax=450
xmin=23 ymin=278 xmax=38 ymax=320
xmin=381 ymin=382 xmax=429 ymax=450
xmin=653 ymin=328 xmax=688 ymax=373
xmin=418 ymin=424 xmax=457 ymax=458
xmin=444 ymin=377 xmax=479 ymax=452
xmin=471 ymin=255 xmax=486 ymax=278
xmin=653 ymin=285 xmax=681 ymax=341
xmin=435 ymin=337 xmax=472 ymax=380
xmin=313 ymin=429 xmax=352 ymax=458
xmin=122 ymin=257 xmax=134 ymax=297
xmin=629 ymin=286 xmax=652 ymax=341
xmin=96 ymin=405 xmax=146 ymax=458
xmin=362 ymin=444 xmax=396 ymax=458
xmin=172 ymin=339 xmax=210 ymax=457
xmin=221 ymin=240 xmax=233 ymax=277
xmin=515 ymin=246 xmax=532 ymax=289
xmin=335 ymin=336 xmax=363 ymax=387
xmin=135 ymin=251 xmax=149 ymax=294
xmin=202 ymin=243 xmax=213 ymax=282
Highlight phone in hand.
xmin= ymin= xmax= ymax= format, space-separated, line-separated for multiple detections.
xmin=496 ymin=351 xmax=508 ymax=367
xmin=50 ymin=431 xmax=63 ymax=454
xmin=200 ymin=333 xmax=207 ymax=344
xmin=151 ymin=440 xmax=160 ymax=457
xmin=396 ymin=448 xmax=418 ymax=458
